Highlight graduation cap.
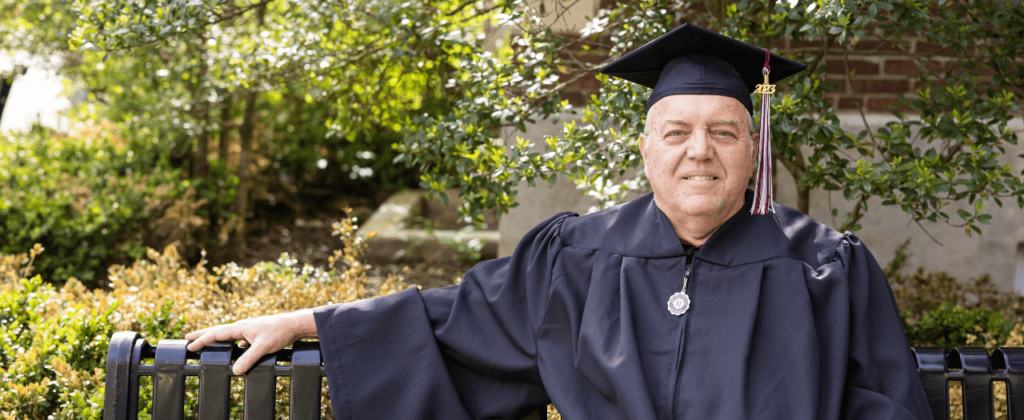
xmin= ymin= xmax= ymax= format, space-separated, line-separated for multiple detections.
xmin=599 ymin=23 xmax=807 ymax=215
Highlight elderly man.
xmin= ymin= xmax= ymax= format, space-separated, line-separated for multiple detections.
xmin=186 ymin=24 xmax=931 ymax=419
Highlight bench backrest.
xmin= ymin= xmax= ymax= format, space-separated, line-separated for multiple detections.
xmin=103 ymin=331 xmax=326 ymax=420
xmin=104 ymin=331 xmax=1024 ymax=420
xmin=913 ymin=346 xmax=1024 ymax=420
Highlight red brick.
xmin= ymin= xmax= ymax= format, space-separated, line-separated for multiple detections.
xmin=884 ymin=59 xmax=947 ymax=76
xmin=853 ymin=40 xmax=904 ymax=53
xmin=825 ymin=59 xmax=880 ymax=75
xmin=864 ymin=21 xmax=881 ymax=35
xmin=884 ymin=60 xmax=918 ymax=76
xmin=823 ymin=78 xmax=846 ymax=92
xmin=791 ymin=38 xmax=824 ymax=49
xmin=915 ymin=41 xmax=952 ymax=55
xmin=837 ymin=96 xmax=861 ymax=110
xmin=867 ymin=97 xmax=909 ymax=112
xmin=851 ymin=79 xmax=910 ymax=93
xmin=569 ymin=74 xmax=601 ymax=89
xmin=562 ymin=91 xmax=586 ymax=108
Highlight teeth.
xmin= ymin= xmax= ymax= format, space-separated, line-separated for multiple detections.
xmin=686 ymin=176 xmax=716 ymax=180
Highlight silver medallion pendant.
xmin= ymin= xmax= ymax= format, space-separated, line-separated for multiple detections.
xmin=667 ymin=291 xmax=691 ymax=316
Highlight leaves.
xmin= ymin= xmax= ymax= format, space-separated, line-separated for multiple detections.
xmin=14 ymin=0 xmax=1024 ymax=234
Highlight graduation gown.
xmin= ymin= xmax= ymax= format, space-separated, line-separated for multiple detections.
xmin=313 ymin=190 xmax=932 ymax=420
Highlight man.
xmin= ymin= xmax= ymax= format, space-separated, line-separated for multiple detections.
xmin=186 ymin=24 xmax=932 ymax=419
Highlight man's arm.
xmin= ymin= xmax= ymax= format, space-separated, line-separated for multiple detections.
xmin=185 ymin=308 xmax=317 ymax=375
xmin=841 ymin=234 xmax=932 ymax=419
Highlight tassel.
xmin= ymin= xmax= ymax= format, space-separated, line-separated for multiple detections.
xmin=751 ymin=49 xmax=775 ymax=215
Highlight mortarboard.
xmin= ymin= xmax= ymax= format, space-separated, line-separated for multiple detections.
xmin=599 ymin=23 xmax=807 ymax=215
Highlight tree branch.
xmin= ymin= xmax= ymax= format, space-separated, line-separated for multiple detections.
xmin=843 ymin=46 xmax=880 ymax=152
xmin=103 ymin=0 xmax=274 ymax=53
xmin=804 ymin=33 xmax=837 ymax=76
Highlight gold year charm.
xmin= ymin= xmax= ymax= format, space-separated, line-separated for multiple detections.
xmin=753 ymin=74 xmax=775 ymax=94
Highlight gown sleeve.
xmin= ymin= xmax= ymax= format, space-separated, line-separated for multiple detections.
xmin=313 ymin=212 xmax=572 ymax=420
xmin=839 ymin=233 xmax=933 ymax=420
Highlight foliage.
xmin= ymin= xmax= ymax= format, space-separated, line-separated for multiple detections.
xmin=397 ymin=0 xmax=1024 ymax=235
xmin=886 ymin=239 xmax=1024 ymax=352
xmin=903 ymin=303 xmax=1021 ymax=352
xmin=887 ymin=239 xmax=1024 ymax=324
xmin=13 ymin=0 xmax=1018 ymax=263
xmin=0 ymin=245 xmax=114 ymax=419
xmin=63 ymin=0 xmax=481 ymax=247
xmin=0 ymin=210 xmax=405 ymax=419
xmin=0 ymin=123 xmax=198 ymax=285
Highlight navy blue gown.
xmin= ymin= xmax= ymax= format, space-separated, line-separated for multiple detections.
xmin=313 ymin=190 xmax=932 ymax=419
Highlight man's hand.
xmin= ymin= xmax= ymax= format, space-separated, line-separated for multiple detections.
xmin=185 ymin=309 xmax=318 ymax=375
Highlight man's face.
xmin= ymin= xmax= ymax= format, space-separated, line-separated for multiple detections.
xmin=640 ymin=94 xmax=756 ymax=221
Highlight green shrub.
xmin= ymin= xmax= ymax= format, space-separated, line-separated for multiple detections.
xmin=903 ymin=303 xmax=1018 ymax=352
xmin=0 ymin=275 xmax=116 ymax=418
xmin=0 ymin=123 xmax=197 ymax=285
xmin=887 ymin=239 xmax=1024 ymax=352
xmin=0 ymin=211 xmax=400 ymax=419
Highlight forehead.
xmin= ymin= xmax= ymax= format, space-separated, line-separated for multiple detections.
xmin=649 ymin=94 xmax=749 ymax=123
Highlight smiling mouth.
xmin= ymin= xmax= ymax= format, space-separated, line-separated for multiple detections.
xmin=684 ymin=176 xmax=718 ymax=180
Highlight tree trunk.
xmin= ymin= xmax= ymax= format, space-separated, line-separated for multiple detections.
xmin=0 ymin=74 xmax=14 ymax=124
xmin=204 ymin=92 xmax=234 ymax=265
xmin=797 ymin=184 xmax=810 ymax=215
xmin=193 ymin=36 xmax=211 ymax=180
xmin=217 ymin=95 xmax=233 ymax=163
xmin=227 ymin=89 xmax=258 ymax=262
xmin=226 ymin=1 xmax=266 ymax=263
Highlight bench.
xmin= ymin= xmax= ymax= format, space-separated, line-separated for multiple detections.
xmin=103 ymin=331 xmax=1024 ymax=420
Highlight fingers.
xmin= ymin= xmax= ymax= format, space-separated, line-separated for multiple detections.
xmin=183 ymin=326 xmax=213 ymax=341
xmin=232 ymin=342 xmax=269 ymax=375
xmin=186 ymin=325 xmax=244 ymax=352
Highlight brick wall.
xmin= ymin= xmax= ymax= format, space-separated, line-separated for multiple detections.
xmin=558 ymin=4 xmax=1015 ymax=114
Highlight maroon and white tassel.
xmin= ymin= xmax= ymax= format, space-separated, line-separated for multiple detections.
xmin=751 ymin=49 xmax=775 ymax=215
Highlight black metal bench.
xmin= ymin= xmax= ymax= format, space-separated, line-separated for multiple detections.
xmin=913 ymin=346 xmax=1024 ymax=420
xmin=103 ymin=331 xmax=1024 ymax=420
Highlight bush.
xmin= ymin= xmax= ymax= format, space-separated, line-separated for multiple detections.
xmin=887 ymin=239 xmax=1024 ymax=353
xmin=0 ymin=211 xmax=404 ymax=419
xmin=0 ymin=123 xmax=202 ymax=285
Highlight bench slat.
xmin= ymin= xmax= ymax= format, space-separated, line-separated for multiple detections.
xmin=955 ymin=348 xmax=996 ymax=420
xmin=198 ymin=342 xmax=234 ymax=419
xmin=104 ymin=332 xmax=140 ymax=420
xmin=913 ymin=347 xmax=950 ymax=420
xmin=997 ymin=348 xmax=1024 ymax=420
xmin=243 ymin=353 xmax=279 ymax=420
xmin=290 ymin=342 xmax=323 ymax=420
xmin=154 ymin=339 xmax=190 ymax=420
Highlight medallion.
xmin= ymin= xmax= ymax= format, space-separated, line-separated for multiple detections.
xmin=667 ymin=291 xmax=690 ymax=316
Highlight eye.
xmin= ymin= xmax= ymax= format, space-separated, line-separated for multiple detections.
xmin=668 ymin=130 xmax=685 ymax=137
xmin=716 ymin=130 xmax=734 ymax=137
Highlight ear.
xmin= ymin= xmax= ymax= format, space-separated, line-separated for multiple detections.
xmin=639 ymin=134 xmax=651 ymax=179
xmin=749 ymin=132 xmax=760 ymax=161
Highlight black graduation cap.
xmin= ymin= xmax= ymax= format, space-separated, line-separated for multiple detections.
xmin=600 ymin=23 xmax=808 ymax=215
xmin=599 ymin=23 xmax=807 ymax=115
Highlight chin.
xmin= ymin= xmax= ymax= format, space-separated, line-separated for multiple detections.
xmin=666 ymin=194 xmax=728 ymax=217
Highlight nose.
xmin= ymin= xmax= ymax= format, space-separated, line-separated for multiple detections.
xmin=686 ymin=129 xmax=714 ymax=161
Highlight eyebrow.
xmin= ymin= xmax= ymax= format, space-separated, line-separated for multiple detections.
xmin=711 ymin=119 xmax=740 ymax=129
xmin=660 ymin=119 xmax=689 ymax=133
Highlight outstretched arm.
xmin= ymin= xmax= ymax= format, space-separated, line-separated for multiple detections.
xmin=184 ymin=308 xmax=317 ymax=375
